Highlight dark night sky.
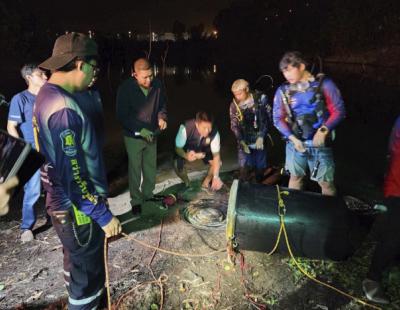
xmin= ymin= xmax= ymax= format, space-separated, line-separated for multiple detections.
xmin=23 ymin=0 xmax=236 ymax=33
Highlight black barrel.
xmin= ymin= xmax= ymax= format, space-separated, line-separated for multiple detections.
xmin=226 ymin=180 xmax=366 ymax=261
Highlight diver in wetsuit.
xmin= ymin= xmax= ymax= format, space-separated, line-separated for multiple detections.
xmin=229 ymin=79 xmax=272 ymax=182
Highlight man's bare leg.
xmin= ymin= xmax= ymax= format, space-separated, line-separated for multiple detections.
xmin=288 ymin=175 xmax=304 ymax=190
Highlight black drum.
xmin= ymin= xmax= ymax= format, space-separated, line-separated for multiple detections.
xmin=226 ymin=180 xmax=367 ymax=261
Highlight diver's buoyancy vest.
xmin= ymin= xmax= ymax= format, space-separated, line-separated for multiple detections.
xmin=283 ymin=75 xmax=327 ymax=141
xmin=236 ymin=91 xmax=269 ymax=144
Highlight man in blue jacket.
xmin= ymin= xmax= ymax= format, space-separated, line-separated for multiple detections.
xmin=34 ymin=32 xmax=121 ymax=309
xmin=116 ymin=58 xmax=167 ymax=217
xmin=273 ymin=51 xmax=345 ymax=196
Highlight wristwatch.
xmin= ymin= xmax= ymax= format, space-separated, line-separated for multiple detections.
xmin=319 ymin=126 xmax=329 ymax=133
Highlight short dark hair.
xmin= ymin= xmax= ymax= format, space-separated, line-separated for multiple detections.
xmin=21 ymin=63 xmax=40 ymax=83
xmin=56 ymin=56 xmax=98 ymax=73
xmin=195 ymin=111 xmax=213 ymax=123
xmin=279 ymin=51 xmax=308 ymax=71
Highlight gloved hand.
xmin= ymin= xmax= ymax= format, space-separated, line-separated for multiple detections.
xmin=289 ymin=135 xmax=306 ymax=153
xmin=313 ymin=126 xmax=329 ymax=147
xmin=101 ymin=216 xmax=122 ymax=238
xmin=255 ymin=137 xmax=264 ymax=150
xmin=240 ymin=140 xmax=250 ymax=154
xmin=140 ymin=128 xmax=154 ymax=142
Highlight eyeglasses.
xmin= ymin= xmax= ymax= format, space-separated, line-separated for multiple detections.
xmin=85 ymin=62 xmax=99 ymax=74
xmin=31 ymin=71 xmax=47 ymax=78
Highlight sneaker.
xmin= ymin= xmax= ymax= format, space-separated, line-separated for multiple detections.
xmin=21 ymin=230 xmax=34 ymax=242
xmin=362 ymin=278 xmax=390 ymax=304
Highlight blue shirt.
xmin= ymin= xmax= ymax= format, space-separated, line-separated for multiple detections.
xmin=34 ymin=83 xmax=112 ymax=227
xmin=8 ymin=90 xmax=36 ymax=144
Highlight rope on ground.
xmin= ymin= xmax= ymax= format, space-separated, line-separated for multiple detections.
xmin=121 ymin=232 xmax=225 ymax=257
xmin=114 ymin=220 xmax=168 ymax=309
xmin=115 ymin=275 xmax=169 ymax=309
xmin=239 ymin=252 xmax=267 ymax=310
xmin=148 ymin=219 xmax=163 ymax=267
xmin=104 ymin=237 xmax=111 ymax=310
xmin=105 ymin=219 xmax=225 ymax=309
xmin=211 ymin=271 xmax=222 ymax=308
xmin=147 ymin=219 xmax=165 ymax=310
xmin=275 ymin=185 xmax=383 ymax=310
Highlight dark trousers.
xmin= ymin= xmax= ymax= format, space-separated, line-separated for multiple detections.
xmin=367 ymin=197 xmax=400 ymax=281
xmin=237 ymin=147 xmax=266 ymax=170
xmin=124 ymin=136 xmax=157 ymax=207
xmin=51 ymin=210 xmax=105 ymax=310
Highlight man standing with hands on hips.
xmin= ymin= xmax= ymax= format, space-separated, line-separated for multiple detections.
xmin=117 ymin=58 xmax=168 ymax=217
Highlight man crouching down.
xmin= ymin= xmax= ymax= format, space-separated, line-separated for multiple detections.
xmin=174 ymin=111 xmax=223 ymax=191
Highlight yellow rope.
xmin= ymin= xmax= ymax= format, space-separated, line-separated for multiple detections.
xmin=275 ymin=185 xmax=382 ymax=310
xmin=265 ymin=222 xmax=283 ymax=256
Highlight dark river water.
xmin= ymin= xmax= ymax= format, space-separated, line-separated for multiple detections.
xmin=1 ymin=61 xmax=399 ymax=200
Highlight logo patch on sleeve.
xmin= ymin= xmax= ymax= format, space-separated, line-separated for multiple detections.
xmin=60 ymin=129 xmax=77 ymax=156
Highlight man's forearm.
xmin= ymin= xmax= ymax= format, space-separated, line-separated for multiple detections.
xmin=211 ymin=153 xmax=221 ymax=177
xmin=175 ymin=147 xmax=187 ymax=159
xmin=6 ymin=123 xmax=19 ymax=139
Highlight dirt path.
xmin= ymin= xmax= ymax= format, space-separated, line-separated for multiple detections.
xmin=0 ymin=174 xmax=398 ymax=310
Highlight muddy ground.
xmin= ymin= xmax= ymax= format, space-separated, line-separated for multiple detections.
xmin=1 ymin=171 xmax=400 ymax=310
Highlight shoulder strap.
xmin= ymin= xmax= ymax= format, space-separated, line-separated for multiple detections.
xmin=252 ymin=90 xmax=261 ymax=108
xmin=232 ymin=99 xmax=243 ymax=122
xmin=309 ymin=73 xmax=325 ymax=104
xmin=280 ymin=85 xmax=295 ymax=123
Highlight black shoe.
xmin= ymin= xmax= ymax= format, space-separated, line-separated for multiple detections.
xmin=362 ymin=278 xmax=390 ymax=305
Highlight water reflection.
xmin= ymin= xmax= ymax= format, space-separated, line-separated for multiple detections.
xmin=151 ymin=64 xmax=217 ymax=78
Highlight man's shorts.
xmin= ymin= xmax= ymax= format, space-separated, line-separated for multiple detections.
xmin=285 ymin=141 xmax=335 ymax=182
